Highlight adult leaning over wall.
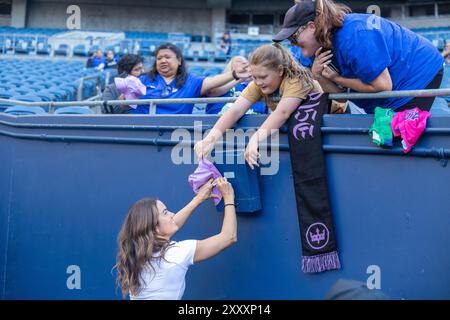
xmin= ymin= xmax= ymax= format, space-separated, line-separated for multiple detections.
xmin=273 ymin=0 xmax=445 ymax=114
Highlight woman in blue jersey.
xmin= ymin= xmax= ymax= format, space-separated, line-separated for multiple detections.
xmin=134 ymin=43 xmax=250 ymax=114
xmin=273 ymin=0 xmax=444 ymax=114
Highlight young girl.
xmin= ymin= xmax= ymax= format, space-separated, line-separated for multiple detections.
xmin=114 ymin=177 xmax=237 ymax=300
xmin=195 ymin=43 xmax=322 ymax=168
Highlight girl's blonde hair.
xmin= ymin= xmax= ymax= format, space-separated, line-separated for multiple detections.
xmin=295 ymin=0 xmax=351 ymax=49
xmin=249 ymin=43 xmax=315 ymax=92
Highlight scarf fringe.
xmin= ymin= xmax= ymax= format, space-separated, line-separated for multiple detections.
xmin=302 ymin=251 xmax=341 ymax=273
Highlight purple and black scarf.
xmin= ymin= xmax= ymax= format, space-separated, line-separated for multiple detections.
xmin=287 ymin=92 xmax=341 ymax=273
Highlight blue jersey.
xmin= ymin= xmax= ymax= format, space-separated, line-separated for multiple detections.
xmin=290 ymin=46 xmax=313 ymax=68
xmin=134 ymin=73 xmax=205 ymax=114
xmin=91 ymin=57 xmax=106 ymax=68
xmin=333 ymin=13 xmax=444 ymax=113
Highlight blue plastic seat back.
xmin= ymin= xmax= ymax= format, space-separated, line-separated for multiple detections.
xmin=54 ymin=106 xmax=94 ymax=115
xmin=4 ymin=106 xmax=46 ymax=115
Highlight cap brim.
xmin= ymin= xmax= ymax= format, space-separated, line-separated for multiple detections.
xmin=272 ymin=26 xmax=298 ymax=42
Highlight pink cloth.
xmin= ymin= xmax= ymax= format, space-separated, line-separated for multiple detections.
xmin=114 ymin=76 xmax=146 ymax=109
xmin=188 ymin=159 xmax=223 ymax=205
xmin=391 ymin=107 xmax=431 ymax=154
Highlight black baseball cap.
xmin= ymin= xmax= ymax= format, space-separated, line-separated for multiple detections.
xmin=273 ymin=1 xmax=317 ymax=42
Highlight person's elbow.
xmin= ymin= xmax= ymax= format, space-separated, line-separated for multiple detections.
xmin=375 ymin=81 xmax=392 ymax=92
xmin=222 ymin=231 xmax=238 ymax=247
xmin=370 ymin=70 xmax=393 ymax=92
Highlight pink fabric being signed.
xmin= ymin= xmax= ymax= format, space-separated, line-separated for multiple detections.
xmin=114 ymin=76 xmax=146 ymax=109
xmin=391 ymin=107 xmax=431 ymax=154
xmin=188 ymin=159 xmax=223 ymax=205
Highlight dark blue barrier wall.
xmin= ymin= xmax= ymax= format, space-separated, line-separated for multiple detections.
xmin=0 ymin=113 xmax=449 ymax=299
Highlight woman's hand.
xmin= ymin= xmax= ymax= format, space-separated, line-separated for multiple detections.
xmin=215 ymin=177 xmax=235 ymax=203
xmin=194 ymin=138 xmax=215 ymax=160
xmin=244 ymin=138 xmax=260 ymax=170
xmin=195 ymin=179 xmax=220 ymax=202
xmin=311 ymin=47 xmax=333 ymax=80
xmin=118 ymin=94 xmax=125 ymax=100
xmin=321 ymin=64 xmax=339 ymax=81
xmin=231 ymin=57 xmax=251 ymax=80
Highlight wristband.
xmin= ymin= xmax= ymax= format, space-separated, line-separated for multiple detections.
xmin=232 ymin=70 xmax=240 ymax=81
xmin=224 ymin=203 xmax=235 ymax=208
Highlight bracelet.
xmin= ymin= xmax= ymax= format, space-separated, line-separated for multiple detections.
xmin=224 ymin=203 xmax=235 ymax=207
xmin=232 ymin=70 xmax=240 ymax=81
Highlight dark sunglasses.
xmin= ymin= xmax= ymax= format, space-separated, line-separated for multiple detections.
xmin=288 ymin=25 xmax=307 ymax=45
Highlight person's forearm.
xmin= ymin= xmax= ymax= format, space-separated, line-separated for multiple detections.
xmin=220 ymin=195 xmax=237 ymax=241
xmin=251 ymin=110 xmax=288 ymax=143
xmin=173 ymin=196 xmax=202 ymax=228
xmin=206 ymin=79 xmax=240 ymax=97
xmin=315 ymin=75 xmax=345 ymax=93
xmin=334 ymin=76 xmax=381 ymax=93
xmin=201 ymin=71 xmax=234 ymax=95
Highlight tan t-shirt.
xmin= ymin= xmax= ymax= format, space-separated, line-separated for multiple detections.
xmin=240 ymin=77 xmax=323 ymax=112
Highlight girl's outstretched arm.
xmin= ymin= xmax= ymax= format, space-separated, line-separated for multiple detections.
xmin=194 ymin=96 xmax=253 ymax=160
xmin=245 ymin=97 xmax=302 ymax=169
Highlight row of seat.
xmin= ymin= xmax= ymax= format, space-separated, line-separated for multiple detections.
xmin=0 ymin=59 xmax=107 ymax=112
xmin=2 ymin=106 xmax=94 ymax=115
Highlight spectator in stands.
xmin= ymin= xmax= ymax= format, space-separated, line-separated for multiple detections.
xmin=86 ymin=49 xmax=107 ymax=70
xmin=134 ymin=43 xmax=250 ymax=114
xmin=195 ymin=43 xmax=322 ymax=167
xmin=217 ymin=31 xmax=232 ymax=56
xmin=206 ymin=56 xmax=267 ymax=115
xmin=115 ymin=177 xmax=237 ymax=300
xmin=273 ymin=0 xmax=445 ymax=114
xmin=105 ymin=50 xmax=119 ymax=69
xmin=443 ymin=42 xmax=450 ymax=65
xmin=102 ymin=54 xmax=144 ymax=114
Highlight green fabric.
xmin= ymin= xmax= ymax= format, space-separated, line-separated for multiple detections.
xmin=369 ymin=107 xmax=395 ymax=147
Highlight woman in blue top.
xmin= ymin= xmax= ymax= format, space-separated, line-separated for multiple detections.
xmin=134 ymin=43 xmax=249 ymax=114
xmin=273 ymin=0 xmax=444 ymax=114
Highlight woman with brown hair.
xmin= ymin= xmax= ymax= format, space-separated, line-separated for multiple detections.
xmin=274 ymin=0 xmax=444 ymax=114
xmin=114 ymin=177 xmax=237 ymax=300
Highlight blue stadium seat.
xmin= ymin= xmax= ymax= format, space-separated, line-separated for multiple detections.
xmin=54 ymin=44 xmax=69 ymax=56
xmin=190 ymin=66 xmax=204 ymax=76
xmin=14 ymin=38 xmax=33 ymax=54
xmin=36 ymin=42 xmax=51 ymax=55
xmin=203 ymin=67 xmax=223 ymax=77
xmin=4 ymin=106 xmax=46 ymax=115
xmin=46 ymin=87 xmax=68 ymax=101
xmin=73 ymin=44 xmax=88 ymax=57
xmin=54 ymin=106 xmax=94 ymax=114
xmin=11 ymin=94 xmax=42 ymax=103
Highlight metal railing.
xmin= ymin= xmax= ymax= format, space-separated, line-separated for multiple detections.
xmin=0 ymin=88 xmax=449 ymax=114
xmin=76 ymin=73 xmax=104 ymax=101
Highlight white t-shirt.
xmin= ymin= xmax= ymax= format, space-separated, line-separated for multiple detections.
xmin=130 ymin=240 xmax=197 ymax=300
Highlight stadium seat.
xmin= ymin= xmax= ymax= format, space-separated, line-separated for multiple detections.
xmin=203 ymin=67 xmax=223 ymax=77
xmin=54 ymin=106 xmax=94 ymax=114
xmin=54 ymin=44 xmax=69 ymax=56
xmin=36 ymin=42 xmax=51 ymax=55
xmin=4 ymin=106 xmax=46 ymax=115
